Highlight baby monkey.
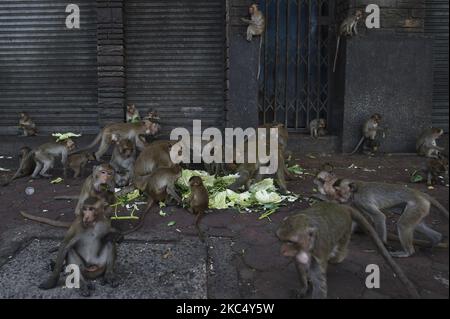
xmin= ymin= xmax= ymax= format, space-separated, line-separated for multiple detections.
xmin=188 ymin=176 xmax=209 ymax=239
xmin=416 ymin=127 xmax=445 ymax=159
xmin=18 ymin=112 xmax=37 ymax=136
xmin=350 ymin=113 xmax=385 ymax=155
xmin=309 ymin=118 xmax=328 ymax=139
xmin=39 ymin=197 xmax=122 ymax=297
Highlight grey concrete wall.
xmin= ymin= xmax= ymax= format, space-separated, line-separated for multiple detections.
xmin=226 ymin=0 xmax=260 ymax=129
xmin=341 ymin=33 xmax=433 ymax=153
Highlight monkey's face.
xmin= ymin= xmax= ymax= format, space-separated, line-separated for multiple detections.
xmin=82 ymin=205 xmax=98 ymax=227
xmin=19 ymin=112 xmax=27 ymax=119
xmin=94 ymin=165 xmax=115 ymax=189
xmin=127 ymin=104 xmax=136 ymax=114
xmin=65 ymin=139 xmax=76 ymax=152
xmin=249 ymin=5 xmax=256 ymax=15
xmin=371 ymin=114 xmax=382 ymax=124
xmin=277 ymin=217 xmax=317 ymax=266
xmin=319 ymin=119 xmax=326 ymax=128
xmin=333 ymin=180 xmax=354 ymax=203
xmin=355 ymin=10 xmax=363 ymax=20
xmin=189 ymin=176 xmax=204 ymax=187
xmin=118 ymin=139 xmax=135 ymax=158
xmin=432 ymin=128 xmax=444 ymax=138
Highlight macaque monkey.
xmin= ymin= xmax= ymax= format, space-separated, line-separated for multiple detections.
xmin=277 ymin=202 xmax=420 ymax=299
xmin=79 ymin=119 xmax=157 ymax=161
xmin=74 ymin=164 xmax=116 ymax=216
xmin=416 ymin=128 xmax=445 ymax=159
xmin=241 ymin=4 xmax=265 ymax=42
xmin=126 ymin=104 xmax=141 ymax=123
xmin=136 ymin=165 xmax=183 ymax=212
xmin=110 ymin=138 xmax=136 ymax=187
xmin=125 ymin=165 xmax=183 ymax=233
xmin=188 ymin=176 xmax=209 ymax=238
xmin=133 ymin=140 xmax=176 ymax=188
xmin=39 ymin=198 xmax=122 ymax=296
xmin=309 ymin=118 xmax=327 ymax=139
xmin=333 ymin=10 xmax=364 ymax=72
xmin=313 ymin=169 xmax=339 ymax=202
xmin=7 ymin=139 xmax=75 ymax=181
xmin=425 ymin=156 xmax=449 ymax=186
xmin=68 ymin=152 xmax=95 ymax=179
xmin=18 ymin=112 xmax=37 ymax=136
xmin=350 ymin=114 xmax=384 ymax=155
xmin=228 ymin=139 xmax=288 ymax=194
xmin=259 ymin=123 xmax=295 ymax=180
xmin=2 ymin=147 xmax=36 ymax=186
xmin=333 ymin=180 xmax=449 ymax=258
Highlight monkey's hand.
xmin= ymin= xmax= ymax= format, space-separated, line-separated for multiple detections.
xmin=241 ymin=18 xmax=251 ymax=24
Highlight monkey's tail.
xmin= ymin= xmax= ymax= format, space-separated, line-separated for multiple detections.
xmin=349 ymin=136 xmax=365 ymax=155
xmin=350 ymin=208 xmax=421 ymax=299
xmin=70 ymin=131 xmax=102 ymax=155
xmin=54 ymin=195 xmax=79 ymax=201
xmin=257 ymin=36 xmax=264 ymax=80
xmin=333 ymin=36 xmax=341 ymax=73
xmin=425 ymin=194 xmax=449 ymax=219
xmin=20 ymin=211 xmax=71 ymax=228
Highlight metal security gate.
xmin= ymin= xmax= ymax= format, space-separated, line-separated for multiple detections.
xmin=258 ymin=0 xmax=333 ymax=131
xmin=125 ymin=0 xmax=226 ymax=133
xmin=425 ymin=0 xmax=449 ymax=132
xmin=0 ymin=0 xmax=99 ymax=135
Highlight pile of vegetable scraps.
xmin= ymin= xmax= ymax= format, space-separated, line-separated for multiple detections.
xmin=111 ymin=169 xmax=300 ymax=221
xmin=176 ymin=169 xmax=299 ymax=220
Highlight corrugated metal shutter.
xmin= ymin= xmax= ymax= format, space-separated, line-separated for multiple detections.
xmin=425 ymin=0 xmax=449 ymax=132
xmin=125 ymin=0 xmax=226 ymax=133
xmin=0 ymin=0 xmax=98 ymax=135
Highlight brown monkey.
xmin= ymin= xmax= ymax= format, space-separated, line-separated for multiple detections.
xmin=137 ymin=165 xmax=183 ymax=211
xmin=241 ymin=4 xmax=265 ymax=42
xmin=124 ymin=165 xmax=183 ymax=233
xmin=110 ymin=138 xmax=136 ymax=187
xmin=2 ymin=146 xmax=36 ymax=186
xmin=277 ymin=202 xmax=420 ymax=299
xmin=259 ymin=123 xmax=295 ymax=180
xmin=350 ymin=114 xmax=384 ymax=155
xmin=39 ymin=198 xmax=122 ymax=297
xmin=78 ymin=119 xmax=157 ymax=161
xmin=228 ymin=138 xmax=288 ymax=194
xmin=425 ymin=156 xmax=449 ymax=186
xmin=126 ymin=104 xmax=141 ymax=123
xmin=68 ymin=152 xmax=95 ymax=179
xmin=133 ymin=140 xmax=176 ymax=187
xmin=7 ymin=139 xmax=75 ymax=181
xmin=309 ymin=118 xmax=327 ymax=139
xmin=18 ymin=112 xmax=37 ymax=136
xmin=188 ymin=176 xmax=209 ymax=238
xmin=334 ymin=180 xmax=449 ymax=257
xmin=333 ymin=10 xmax=364 ymax=73
xmin=416 ymin=128 xmax=445 ymax=159
xmin=74 ymin=164 xmax=116 ymax=216
xmin=313 ymin=169 xmax=339 ymax=202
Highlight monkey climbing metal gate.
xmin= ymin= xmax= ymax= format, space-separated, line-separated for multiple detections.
xmin=258 ymin=0 xmax=333 ymax=132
